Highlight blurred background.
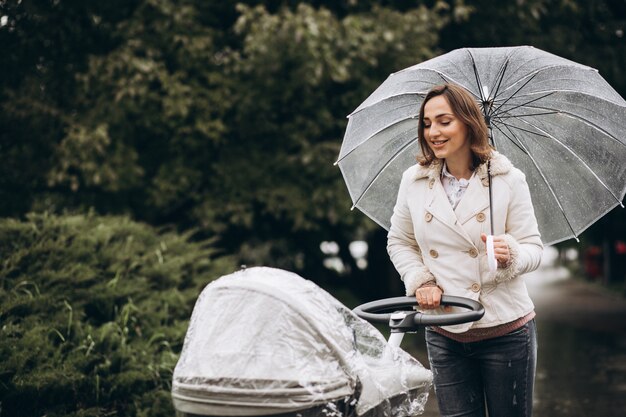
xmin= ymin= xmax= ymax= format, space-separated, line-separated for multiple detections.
xmin=1 ymin=1 xmax=625 ymax=416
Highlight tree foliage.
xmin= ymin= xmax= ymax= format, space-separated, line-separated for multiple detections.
xmin=1 ymin=0 xmax=625 ymax=288
xmin=0 ymin=1 xmax=452 ymax=290
xmin=0 ymin=213 xmax=234 ymax=416
xmin=211 ymin=3 xmax=448 ymax=273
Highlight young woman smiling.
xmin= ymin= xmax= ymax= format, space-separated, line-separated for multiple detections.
xmin=387 ymin=83 xmax=543 ymax=417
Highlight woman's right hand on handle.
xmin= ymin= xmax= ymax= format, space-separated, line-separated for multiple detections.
xmin=415 ymin=285 xmax=443 ymax=310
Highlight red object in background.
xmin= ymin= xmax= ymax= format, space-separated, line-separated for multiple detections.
xmin=583 ymin=246 xmax=603 ymax=279
xmin=615 ymin=240 xmax=626 ymax=255
xmin=586 ymin=246 xmax=602 ymax=255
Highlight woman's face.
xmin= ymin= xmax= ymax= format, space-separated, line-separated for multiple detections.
xmin=422 ymin=95 xmax=471 ymax=164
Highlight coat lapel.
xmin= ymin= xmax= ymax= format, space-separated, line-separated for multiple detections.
xmin=454 ymin=174 xmax=490 ymax=225
xmin=413 ymin=151 xmax=513 ymax=246
xmin=424 ymin=178 xmax=475 ymax=245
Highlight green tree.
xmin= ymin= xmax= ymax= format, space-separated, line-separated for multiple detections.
xmin=1 ymin=1 xmax=454 ymax=296
xmin=0 ymin=0 xmax=141 ymax=215
xmin=42 ymin=0 xmax=232 ymax=224
xmin=199 ymin=3 xmax=450 ymax=294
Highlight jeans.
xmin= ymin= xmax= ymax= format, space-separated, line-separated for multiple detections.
xmin=425 ymin=320 xmax=537 ymax=417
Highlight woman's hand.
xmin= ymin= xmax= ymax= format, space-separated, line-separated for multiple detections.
xmin=481 ymin=233 xmax=511 ymax=268
xmin=415 ymin=285 xmax=443 ymax=309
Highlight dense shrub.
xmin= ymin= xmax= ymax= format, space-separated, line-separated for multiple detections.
xmin=0 ymin=213 xmax=235 ymax=416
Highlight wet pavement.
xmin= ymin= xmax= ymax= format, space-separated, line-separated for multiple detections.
xmin=403 ymin=248 xmax=626 ymax=416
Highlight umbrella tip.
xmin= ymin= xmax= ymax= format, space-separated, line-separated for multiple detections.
xmin=621 ymin=202 xmax=625 ymax=209
xmin=333 ymin=160 xmax=339 ymax=166
xmin=350 ymin=205 xmax=356 ymax=211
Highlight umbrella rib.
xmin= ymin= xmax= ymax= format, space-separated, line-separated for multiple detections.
xmin=492 ymin=88 xmax=626 ymax=108
xmin=498 ymin=64 xmax=598 ymax=96
xmin=349 ymin=67 xmax=488 ymax=116
xmin=335 ymin=110 xmax=418 ymax=165
xmin=491 ymin=72 xmax=542 ymax=115
xmin=492 ymin=117 xmax=550 ymax=140
xmin=493 ymin=121 xmax=580 ymax=241
xmin=496 ymin=111 xmax=559 ymax=119
xmin=491 ymin=121 xmax=529 ymax=155
xmin=414 ymin=66 xmax=482 ymax=102
xmin=488 ymin=47 xmax=518 ymax=113
xmin=520 ymin=103 xmax=626 ymax=149
xmin=489 ymin=60 xmax=510 ymax=116
xmin=467 ymin=50 xmax=486 ymax=103
xmin=494 ymin=92 xmax=556 ymax=118
xmin=512 ymin=117 xmax=625 ymax=207
xmin=349 ymin=138 xmax=418 ymax=210
xmin=438 ymin=72 xmax=449 ymax=83
xmin=428 ymin=68 xmax=481 ymax=101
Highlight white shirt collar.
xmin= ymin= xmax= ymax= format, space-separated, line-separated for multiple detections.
xmin=441 ymin=162 xmax=471 ymax=185
xmin=441 ymin=163 xmax=473 ymax=209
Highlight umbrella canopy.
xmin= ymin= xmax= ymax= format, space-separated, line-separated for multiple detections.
xmin=172 ymin=267 xmax=432 ymax=416
xmin=337 ymin=46 xmax=626 ymax=245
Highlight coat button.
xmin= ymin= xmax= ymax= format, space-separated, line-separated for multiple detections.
xmin=476 ymin=212 xmax=486 ymax=222
xmin=428 ymin=179 xmax=435 ymax=189
xmin=468 ymin=248 xmax=478 ymax=258
xmin=429 ymin=249 xmax=439 ymax=258
xmin=471 ymin=283 xmax=481 ymax=292
xmin=425 ymin=212 xmax=433 ymax=222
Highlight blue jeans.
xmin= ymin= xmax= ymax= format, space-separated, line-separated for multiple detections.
xmin=425 ymin=320 xmax=537 ymax=417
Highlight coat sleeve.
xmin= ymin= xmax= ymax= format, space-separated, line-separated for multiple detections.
xmin=387 ymin=170 xmax=436 ymax=295
xmin=495 ymin=169 xmax=544 ymax=282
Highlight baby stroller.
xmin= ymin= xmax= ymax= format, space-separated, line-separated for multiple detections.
xmin=171 ymin=267 xmax=483 ymax=417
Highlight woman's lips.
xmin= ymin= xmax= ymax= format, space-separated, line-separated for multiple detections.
xmin=430 ymin=139 xmax=449 ymax=148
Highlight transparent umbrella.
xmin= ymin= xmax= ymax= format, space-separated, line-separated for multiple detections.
xmin=336 ymin=46 xmax=626 ymax=245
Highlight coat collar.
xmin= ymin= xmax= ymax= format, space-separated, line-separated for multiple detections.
xmin=415 ymin=151 xmax=513 ymax=246
xmin=413 ymin=151 xmax=513 ymax=186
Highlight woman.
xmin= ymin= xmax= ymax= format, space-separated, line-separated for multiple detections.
xmin=387 ymin=83 xmax=543 ymax=417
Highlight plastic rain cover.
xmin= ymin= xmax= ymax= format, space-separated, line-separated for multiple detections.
xmin=172 ymin=267 xmax=433 ymax=417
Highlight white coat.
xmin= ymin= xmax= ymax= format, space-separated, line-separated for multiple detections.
xmin=387 ymin=152 xmax=543 ymax=333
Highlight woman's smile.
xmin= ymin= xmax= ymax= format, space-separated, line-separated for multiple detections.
xmin=430 ymin=139 xmax=449 ymax=147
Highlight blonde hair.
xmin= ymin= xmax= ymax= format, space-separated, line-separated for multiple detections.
xmin=417 ymin=83 xmax=492 ymax=168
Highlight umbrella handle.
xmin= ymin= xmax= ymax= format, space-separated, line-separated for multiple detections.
xmin=353 ymin=295 xmax=485 ymax=332
xmin=486 ymin=235 xmax=498 ymax=271
xmin=488 ymin=159 xmax=494 ymax=236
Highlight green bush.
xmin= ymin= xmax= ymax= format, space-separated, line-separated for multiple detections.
xmin=0 ymin=213 xmax=235 ymax=416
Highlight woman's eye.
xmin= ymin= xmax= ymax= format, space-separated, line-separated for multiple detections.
xmin=441 ymin=120 xmax=450 ymax=125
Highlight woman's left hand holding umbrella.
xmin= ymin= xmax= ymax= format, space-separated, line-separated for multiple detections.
xmin=481 ymin=233 xmax=511 ymax=268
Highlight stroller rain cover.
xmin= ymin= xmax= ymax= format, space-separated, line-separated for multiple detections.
xmin=172 ymin=267 xmax=433 ymax=417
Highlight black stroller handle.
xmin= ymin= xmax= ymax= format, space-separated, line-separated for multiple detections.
xmin=353 ymin=295 xmax=485 ymax=330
